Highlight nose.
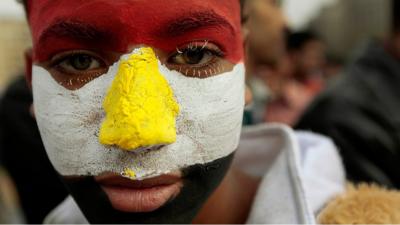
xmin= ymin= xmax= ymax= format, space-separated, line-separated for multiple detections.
xmin=99 ymin=47 xmax=180 ymax=151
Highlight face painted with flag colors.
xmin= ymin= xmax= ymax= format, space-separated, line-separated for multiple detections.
xmin=27 ymin=0 xmax=244 ymax=223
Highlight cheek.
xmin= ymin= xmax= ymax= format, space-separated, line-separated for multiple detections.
xmin=160 ymin=63 xmax=245 ymax=162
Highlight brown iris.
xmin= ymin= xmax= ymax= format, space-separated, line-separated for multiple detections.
xmin=69 ymin=54 xmax=94 ymax=70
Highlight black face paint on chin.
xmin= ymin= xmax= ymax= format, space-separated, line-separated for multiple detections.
xmin=62 ymin=153 xmax=234 ymax=224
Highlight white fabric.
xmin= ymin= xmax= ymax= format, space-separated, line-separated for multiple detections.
xmin=296 ymin=131 xmax=345 ymax=214
xmin=44 ymin=124 xmax=345 ymax=224
xmin=235 ymin=124 xmax=345 ymax=224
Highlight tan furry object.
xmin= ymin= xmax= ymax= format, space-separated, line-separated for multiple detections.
xmin=318 ymin=183 xmax=400 ymax=224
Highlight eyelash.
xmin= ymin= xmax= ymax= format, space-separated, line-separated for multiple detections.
xmin=47 ymin=50 xmax=107 ymax=88
xmin=176 ymin=62 xmax=225 ymax=77
xmin=171 ymin=40 xmax=226 ymax=77
xmin=50 ymin=51 xmax=105 ymax=71
xmin=52 ymin=51 xmax=83 ymax=65
xmin=176 ymin=40 xmax=224 ymax=55
xmin=46 ymin=41 xmax=227 ymax=89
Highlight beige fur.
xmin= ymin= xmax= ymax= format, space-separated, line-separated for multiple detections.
xmin=318 ymin=184 xmax=400 ymax=224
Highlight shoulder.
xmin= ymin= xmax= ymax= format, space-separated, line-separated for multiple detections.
xmin=239 ymin=124 xmax=346 ymax=223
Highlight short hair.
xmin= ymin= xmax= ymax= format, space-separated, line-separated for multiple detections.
xmin=287 ymin=31 xmax=319 ymax=51
xmin=240 ymin=0 xmax=246 ymax=11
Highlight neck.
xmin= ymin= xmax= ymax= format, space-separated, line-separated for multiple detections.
xmin=192 ymin=168 xmax=260 ymax=224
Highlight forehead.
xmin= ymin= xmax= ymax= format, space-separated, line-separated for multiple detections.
xmin=27 ymin=0 xmax=242 ymax=62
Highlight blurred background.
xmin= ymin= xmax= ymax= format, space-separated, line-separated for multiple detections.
xmin=0 ymin=0 xmax=30 ymax=223
xmin=0 ymin=0 xmax=30 ymax=92
xmin=287 ymin=0 xmax=390 ymax=59
xmin=0 ymin=0 xmax=395 ymax=223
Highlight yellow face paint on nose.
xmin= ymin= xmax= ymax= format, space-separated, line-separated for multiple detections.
xmin=99 ymin=47 xmax=180 ymax=151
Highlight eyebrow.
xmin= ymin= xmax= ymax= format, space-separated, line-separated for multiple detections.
xmin=38 ymin=20 xmax=111 ymax=46
xmin=159 ymin=11 xmax=236 ymax=37
xmin=37 ymin=11 xmax=236 ymax=47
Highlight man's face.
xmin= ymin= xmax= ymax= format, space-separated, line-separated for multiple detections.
xmin=295 ymin=40 xmax=326 ymax=78
xmin=27 ymin=0 xmax=244 ymax=223
xmin=242 ymin=0 xmax=286 ymax=66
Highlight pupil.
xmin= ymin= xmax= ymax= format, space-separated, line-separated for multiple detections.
xmin=184 ymin=49 xmax=204 ymax=64
xmin=72 ymin=55 xmax=91 ymax=70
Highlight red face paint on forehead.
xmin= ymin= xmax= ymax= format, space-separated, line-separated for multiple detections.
xmin=27 ymin=0 xmax=243 ymax=64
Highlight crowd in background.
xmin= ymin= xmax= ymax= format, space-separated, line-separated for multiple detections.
xmin=0 ymin=0 xmax=398 ymax=223
xmin=246 ymin=30 xmax=331 ymax=126
xmin=244 ymin=0 xmax=400 ymax=191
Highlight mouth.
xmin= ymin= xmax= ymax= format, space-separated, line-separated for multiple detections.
xmin=95 ymin=172 xmax=183 ymax=213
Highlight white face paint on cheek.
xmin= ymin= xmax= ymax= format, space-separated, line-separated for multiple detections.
xmin=32 ymin=50 xmax=246 ymax=180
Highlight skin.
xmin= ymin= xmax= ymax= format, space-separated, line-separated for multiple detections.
xmin=265 ymin=39 xmax=326 ymax=126
xmin=25 ymin=0 xmax=260 ymax=223
xmin=193 ymin=169 xmax=260 ymax=224
xmin=242 ymin=0 xmax=287 ymax=72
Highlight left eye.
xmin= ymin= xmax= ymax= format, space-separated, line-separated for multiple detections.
xmin=169 ymin=41 xmax=224 ymax=66
xmin=58 ymin=54 xmax=101 ymax=72
xmin=166 ymin=42 xmax=230 ymax=78
xmin=170 ymin=47 xmax=214 ymax=65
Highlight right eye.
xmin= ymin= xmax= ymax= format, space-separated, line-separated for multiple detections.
xmin=59 ymin=54 xmax=101 ymax=72
xmin=53 ymin=52 xmax=105 ymax=75
xmin=48 ymin=51 xmax=109 ymax=89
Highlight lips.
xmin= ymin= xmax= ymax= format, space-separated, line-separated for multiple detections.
xmin=96 ymin=172 xmax=183 ymax=213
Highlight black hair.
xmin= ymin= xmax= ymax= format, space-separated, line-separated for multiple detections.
xmin=240 ymin=0 xmax=249 ymax=24
xmin=393 ymin=0 xmax=400 ymax=32
xmin=287 ymin=31 xmax=319 ymax=51
xmin=240 ymin=0 xmax=246 ymax=11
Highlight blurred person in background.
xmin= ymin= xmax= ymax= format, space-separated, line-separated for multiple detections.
xmin=287 ymin=31 xmax=326 ymax=94
xmin=241 ymin=2 xmax=328 ymax=127
xmin=0 ymin=76 xmax=68 ymax=223
xmin=265 ymin=31 xmax=327 ymax=126
xmin=324 ymin=55 xmax=343 ymax=81
xmin=241 ymin=0 xmax=287 ymax=67
xmin=296 ymin=0 xmax=400 ymax=188
xmin=240 ymin=0 xmax=288 ymax=124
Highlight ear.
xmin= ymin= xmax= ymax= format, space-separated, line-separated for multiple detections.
xmin=24 ymin=48 xmax=33 ymax=90
xmin=245 ymin=85 xmax=253 ymax=106
xmin=241 ymin=26 xmax=250 ymax=49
